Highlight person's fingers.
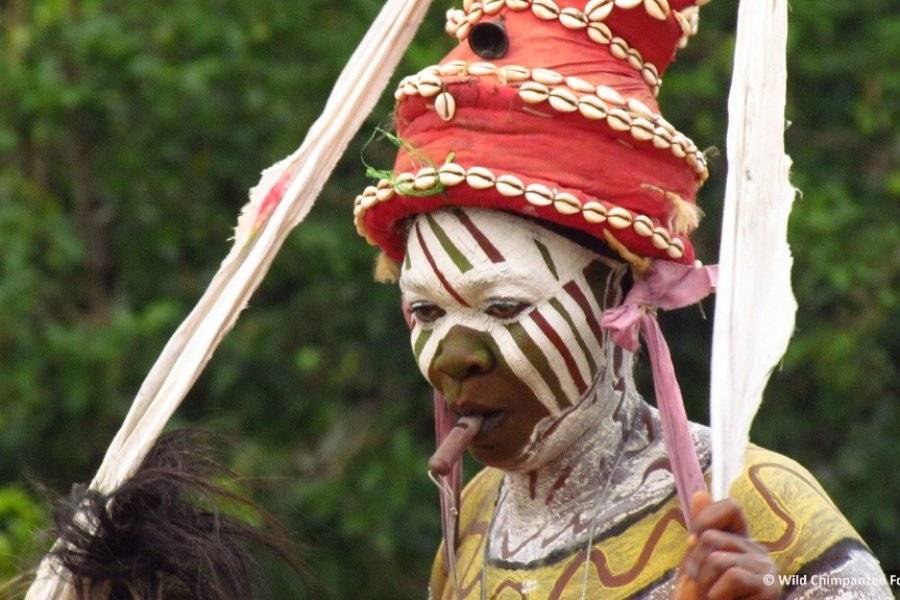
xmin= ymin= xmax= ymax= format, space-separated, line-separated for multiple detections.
xmin=696 ymin=550 xmax=744 ymax=591
xmin=682 ymin=529 xmax=758 ymax=579
xmin=690 ymin=490 xmax=713 ymax=520
xmin=686 ymin=490 xmax=713 ymax=549
xmin=691 ymin=497 xmax=748 ymax=536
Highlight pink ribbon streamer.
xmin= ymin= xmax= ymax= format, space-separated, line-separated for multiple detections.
xmin=433 ymin=390 xmax=462 ymax=571
xmin=600 ymin=261 xmax=718 ymax=527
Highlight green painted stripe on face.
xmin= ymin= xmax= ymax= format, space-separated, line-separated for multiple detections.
xmin=582 ymin=260 xmax=612 ymax=310
xmin=425 ymin=213 xmax=473 ymax=273
xmin=505 ymin=321 xmax=571 ymax=409
xmin=413 ymin=328 xmax=434 ymax=362
xmin=534 ymin=239 xmax=559 ymax=280
xmin=403 ymin=250 xmax=411 ymax=271
xmin=548 ymin=297 xmax=598 ymax=376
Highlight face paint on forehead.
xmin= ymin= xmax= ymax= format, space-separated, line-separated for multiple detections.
xmin=400 ymin=208 xmax=628 ymax=419
xmin=401 ymin=208 xmax=614 ymax=303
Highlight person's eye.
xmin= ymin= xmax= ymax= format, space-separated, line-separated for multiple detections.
xmin=484 ymin=300 xmax=530 ymax=320
xmin=410 ymin=301 xmax=446 ymax=324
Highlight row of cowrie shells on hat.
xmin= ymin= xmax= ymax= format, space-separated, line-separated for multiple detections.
xmin=353 ymin=165 xmax=687 ymax=259
xmin=445 ymin=0 xmax=662 ymax=94
xmin=674 ymin=5 xmax=701 ymax=49
xmin=452 ymin=0 xmax=672 ymax=25
xmin=393 ymin=61 xmax=708 ymax=179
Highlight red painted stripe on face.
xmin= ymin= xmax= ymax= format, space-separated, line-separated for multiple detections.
xmin=530 ymin=309 xmax=587 ymax=394
xmin=452 ymin=209 xmax=505 ymax=263
xmin=414 ymin=223 xmax=471 ymax=307
xmin=563 ymin=281 xmax=605 ymax=345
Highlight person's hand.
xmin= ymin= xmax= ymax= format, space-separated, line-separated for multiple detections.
xmin=673 ymin=491 xmax=781 ymax=600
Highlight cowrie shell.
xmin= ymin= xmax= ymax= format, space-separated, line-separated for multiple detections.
xmin=553 ymin=191 xmax=582 ymax=215
xmin=532 ymin=0 xmax=560 ymax=20
xmin=414 ymin=167 xmax=438 ymax=191
xmin=652 ymin=126 xmax=673 ymax=149
xmin=630 ymin=117 xmax=655 ymax=141
xmin=626 ymin=48 xmax=644 ymax=70
xmin=402 ymin=77 xmax=419 ymax=96
xmin=496 ymin=174 xmax=525 ymax=197
xmin=675 ymin=10 xmax=691 ymax=35
xmin=585 ymin=0 xmax=614 ymax=21
xmin=614 ymin=0 xmax=643 ymax=8
xmin=524 ymin=183 xmax=553 ymax=206
xmin=438 ymin=163 xmax=466 ymax=186
xmin=641 ymin=64 xmax=659 ymax=87
xmin=609 ymin=37 xmax=629 ymax=60
xmin=607 ymin=107 xmax=632 ymax=131
xmin=686 ymin=151 xmax=699 ymax=169
xmin=582 ymin=201 xmax=608 ymax=223
xmin=394 ymin=173 xmax=415 ymax=192
xmin=559 ymin=7 xmax=587 ymax=29
xmin=578 ymin=95 xmax=608 ymax=120
xmin=438 ymin=60 xmax=467 ymax=76
xmin=467 ymin=62 xmax=497 ymax=77
xmin=627 ymin=98 xmax=655 ymax=119
xmin=587 ymin=22 xmax=612 ymax=44
xmin=548 ymin=87 xmax=579 ymax=112
xmin=565 ymin=76 xmax=595 ymax=94
xmin=484 ymin=0 xmax=505 ymax=13
xmin=466 ymin=166 xmax=496 ymax=189
xmin=607 ymin=206 xmax=633 ymax=229
xmin=360 ymin=193 xmax=377 ymax=210
xmin=446 ymin=8 xmax=466 ymax=28
xmin=499 ymin=65 xmax=531 ymax=82
xmin=633 ymin=214 xmax=654 ymax=237
xmin=435 ymin=91 xmax=457 ymax=121
xmin=519 ymin=81 xmax=550 ymax=104
xmin=667 ymin=237 xmax=685 ymax=259
xmin=375 ymin=180 xmax=395 ymax=202
xmin=644 ymin=0 xmax=670 ymax=20
xmin=506 ymin=0 xmax=529 ymax=9
xmin=416 ymin=73 xmax=443 ymax=97
xmin=651 ymin=227 xmax=671 ymax=250
xmin=531 ymin=68 xmax=564 ymax=86
xmin=596 ymin=85 xmax=624 ymax=105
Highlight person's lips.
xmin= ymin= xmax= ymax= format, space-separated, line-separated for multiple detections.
xmin=478 ymin=410 xmax=506 ymax=436
xmin=450 ymin=400 xmax=507 ymax=440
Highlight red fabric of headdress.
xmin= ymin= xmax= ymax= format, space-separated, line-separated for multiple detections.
xmin=355 ymin=0 xmax=708 ymax=265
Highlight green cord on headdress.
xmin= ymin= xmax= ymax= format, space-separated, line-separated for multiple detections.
xmin=361 ymin=126 xmax=446 ymax=196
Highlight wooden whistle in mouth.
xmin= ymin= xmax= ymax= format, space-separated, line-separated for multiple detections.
xmin=428 ymin=415 xmax=484 ymax=477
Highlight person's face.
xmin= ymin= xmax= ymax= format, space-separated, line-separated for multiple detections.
xmin=399 ymin=208 xmax=626 ymax=469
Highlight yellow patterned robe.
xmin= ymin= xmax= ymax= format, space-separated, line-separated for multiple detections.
xmin=429 ymin=446 xmax=869 ymax=600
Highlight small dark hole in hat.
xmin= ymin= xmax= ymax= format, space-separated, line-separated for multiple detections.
xmin=468 ymin=21 xmax=509 ymax=59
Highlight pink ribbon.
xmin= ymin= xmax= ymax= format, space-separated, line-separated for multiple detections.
xmin=601 ymin=261 xmax=718 ymax=527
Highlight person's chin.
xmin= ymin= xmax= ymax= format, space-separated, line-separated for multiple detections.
xmin=470 ymin=444 xmax=528 ymax=470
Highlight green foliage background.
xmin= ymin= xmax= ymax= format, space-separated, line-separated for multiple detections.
xmin=0 ymin=0 xmax=896 ymax=597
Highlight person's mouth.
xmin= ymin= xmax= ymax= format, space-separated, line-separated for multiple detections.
xmin=478 ymin=410 xmax=506 ymax=436
xmin=451 ymin=402 xmax=506 ymax=438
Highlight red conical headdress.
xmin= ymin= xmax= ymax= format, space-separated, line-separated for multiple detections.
xmin=355 ymin=0 xmax=708 ymax=267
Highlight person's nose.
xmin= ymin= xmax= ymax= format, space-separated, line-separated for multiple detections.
xmin=433 ymin=326 xmax=496 ymax=384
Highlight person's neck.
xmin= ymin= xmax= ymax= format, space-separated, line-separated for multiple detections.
xmin=488 ymin=372 xmax=665 ymax=564
xmin=504 ymin=381 xmax=653 ymax=516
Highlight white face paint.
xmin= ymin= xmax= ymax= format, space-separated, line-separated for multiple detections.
xmin=400 ymin=208 xmax=629 ymax=469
